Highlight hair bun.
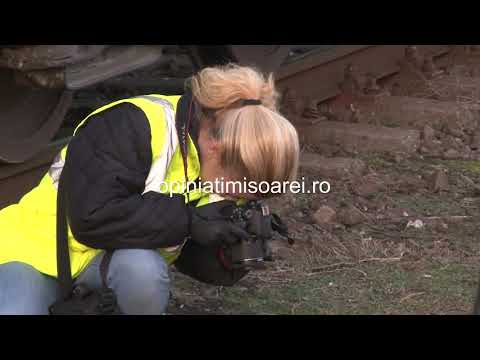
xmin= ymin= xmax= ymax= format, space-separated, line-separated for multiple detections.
xmin=190 ymin=64 xmax=278 ymax=112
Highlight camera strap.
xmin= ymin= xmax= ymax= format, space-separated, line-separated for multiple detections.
xmin=56 ymin=161 xmax=74 ymax=300
xmin=177 ymin=93 xmax=195 ymax=237
xmin=56 ymin=157 xmax=113 ymax=301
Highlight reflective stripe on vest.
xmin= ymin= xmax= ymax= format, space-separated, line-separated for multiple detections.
xmin=135 ymin=96 xmax=179 ymax=195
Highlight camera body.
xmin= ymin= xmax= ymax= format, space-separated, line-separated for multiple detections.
xmin=175 ymin=199 xmax=291 ymax=286
xmin=227 ymin=201 xmax=274 ymax=269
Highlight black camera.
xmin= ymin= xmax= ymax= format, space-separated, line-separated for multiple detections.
xmin=175 ymin=200 xmax=292 ymax=286
xmin=226 ymin=201 xmax=290 ymax=270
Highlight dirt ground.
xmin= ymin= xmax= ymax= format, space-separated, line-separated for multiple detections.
xmin=167 ymin=153 xmax=480 ymax=315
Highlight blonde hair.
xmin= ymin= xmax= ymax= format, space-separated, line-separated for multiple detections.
xmin=190 ymin=64 xmax=300 ymax=197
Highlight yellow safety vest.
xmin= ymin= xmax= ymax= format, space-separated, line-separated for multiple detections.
xmin=0 ymin=94 xmax=212 ymax=278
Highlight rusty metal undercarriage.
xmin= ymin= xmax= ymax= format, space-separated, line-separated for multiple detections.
xmin=3 ymin=44 xmax=480 ymax=210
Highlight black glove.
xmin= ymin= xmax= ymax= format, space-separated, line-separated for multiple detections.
xmin=188 ymin=201 xmax=250 ymax=247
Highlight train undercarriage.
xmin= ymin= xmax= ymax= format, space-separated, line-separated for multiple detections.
xmin=1 ymin=44 xmax=479 ymax=208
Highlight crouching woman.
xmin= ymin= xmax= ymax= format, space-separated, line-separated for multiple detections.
xmin=0 ymin=64 xmax=300 ymax=315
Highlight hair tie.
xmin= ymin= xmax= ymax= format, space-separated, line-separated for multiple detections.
xmin=242 ymin=99 xmax=262 ymax=106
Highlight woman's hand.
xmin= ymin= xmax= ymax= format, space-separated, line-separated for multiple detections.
xmin=189 ymin=202 xmax=250 ymax=247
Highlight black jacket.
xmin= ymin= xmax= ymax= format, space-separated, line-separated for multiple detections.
xmin=64 ymin=94 xmax=200 ymax=250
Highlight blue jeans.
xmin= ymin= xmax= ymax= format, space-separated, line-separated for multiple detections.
xmin=0 ymin=250 xmax=170 ymax=315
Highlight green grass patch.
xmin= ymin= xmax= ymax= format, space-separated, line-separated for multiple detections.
xmin=218 ymin=261 xmax=480 ymax=315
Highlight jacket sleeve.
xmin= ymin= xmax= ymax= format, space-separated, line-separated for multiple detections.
xmin=64 ymin=102 xmax=190 ymax=250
